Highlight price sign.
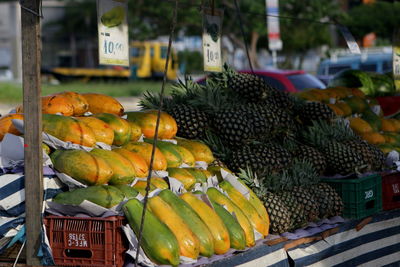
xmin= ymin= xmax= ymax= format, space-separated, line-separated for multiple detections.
xmin=97 ymin=0 xmax=129 ymax=66
xmin=202 ymin=8 xmax=223 ymax=72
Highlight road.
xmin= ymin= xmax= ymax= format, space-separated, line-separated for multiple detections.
xmin=0 ymin=97 xmax=142 ymax=116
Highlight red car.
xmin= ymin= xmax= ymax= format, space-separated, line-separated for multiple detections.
xmin=198 ymin=69 xmax=326 ymax=92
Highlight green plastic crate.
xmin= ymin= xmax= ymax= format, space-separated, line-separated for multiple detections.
xmin=323 ymin=174 xmax=382 ymax=219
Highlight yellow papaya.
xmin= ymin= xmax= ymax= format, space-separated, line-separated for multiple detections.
xmin=75 ymin=116 xmax=114 ymax=145
xmin=93 ymin=113 xmax=131 ymax=146
xmin=175 ymin=138 xmax=214 ymax=164
xmin=43 ymin=114 xmax=96 ymax=147
xmin=112 ymin=148 xmax=149 ymax=178
xmin=122 ymin=142 xmax=167 ymax=171
xmin=50 ymin=149 xmax=113 ymax=185
xmin=128 ymin=121 xmax=142 ymax=141
xmin=348 ymin=117 xmax=373 ymax=135
xmin=148 ymin=196 xmax=200 ymax=259
xmin=147 ymin=110 xmax=178 ymax=139
xmin=0 ymin=113 xmax=23 ymax=141
xmin=167 ymin=168 xmax=196 ymax=190
xmin=82 ymin=93 xmax=124 ymax=116
xmin=174 ymin=145 xmax=196 ymax=167
xmin=180 ymin=192 xmax=230 ymax=255
xmin=90 ymin=148 xmax=136 ymax=185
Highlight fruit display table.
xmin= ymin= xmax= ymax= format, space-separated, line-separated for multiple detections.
xmin=286 ymin=209 xmax=400 ymax=267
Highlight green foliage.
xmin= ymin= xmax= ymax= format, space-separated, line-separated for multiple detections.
xmin=345 ymin=2 xmax=400 ymax=41
xmin=177 ymin=50 xmax=203 ymax=74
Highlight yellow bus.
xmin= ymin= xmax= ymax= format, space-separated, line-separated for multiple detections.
xmin=131 ymin=41 xmax=178 ymax=80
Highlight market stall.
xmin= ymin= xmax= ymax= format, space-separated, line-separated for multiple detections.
xmin=1 ymin=0 xmax=400 ymax=266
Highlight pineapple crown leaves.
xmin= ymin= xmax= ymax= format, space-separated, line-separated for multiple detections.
xmin=238 ymin=166 xmax=270 ymax=199
xmin=202 ymin=130 xmax=232 ymax=162
xmin=139 ymin=91 xmax=172 ymax=111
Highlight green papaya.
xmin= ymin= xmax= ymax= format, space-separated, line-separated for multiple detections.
xmin=361 ymin=109 xmax=382 ymax=132
xmin=111 ymin=184 xmax=138 ymax=199
xmin=53 ymin=185 xmax=124 ymax=208
xmin=123 ymin=199 xmax=180 ymax=266
xmin=144 ymin=138 xmax=183 ymax=168
xmin=93 ymin=113 xmax=131 ymax=146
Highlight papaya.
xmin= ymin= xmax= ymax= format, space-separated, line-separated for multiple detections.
xmin=327 ymin=104 xmax=344 ymax=116
xmin=144 ymin=139 xmax=182 ymax=168
xmin=174 ymin=145 xmax=195 ymax=167
xmin=42 ymin=143 xmax=51 ymax=155
xmin=82 ymin=93 xmax=124 ymax=116
xmin=378 ymin=144 xmax=395 ymax=154
xmin=159 ymin=190 xmax=214 ymax=257
xmin=219 ymin=180 xmax=269 ymax=237
xmin=381 ymin=118 xmax=397 ymax=132
xmin=0 ymin=113 xmax=23 ymax=141
xmin=207 ymin=187 xmax=255 ymax=247
xmin=148 ymin=196 xmax=200 ymax=259
xmin=343 ymin=96 xmax=368 ymax=114
xmin=50 ymin=149 xmax=113 ymax=185
xmin=150 ymin=177 xmax=169 ymax=189
xmin=167 ymin=168 xmax=196 ymax=190
xmin=207 ymin=166 xmax=233 ymax=182
xmin=361 ymin=109 xmax=382 ymax=132
xmin=56 ymin=91 xmax=89 ymax=116
xmin=123 ymin=199 xmax=180 ymax=266
xmin=122 ymin=142 xmax=167 ymax=171
xmin=90 ymin=148 xmax=136 ymax=185
xmin=351 ymin=88 xmax=366 ymax=98
xmin=390 ymin=119 xmax=400 ymax=132
xmin=348 ymin=117 xmax=373 ymax=135
xmin=237 ymin=179 xmax=270 ymax=226
xmin=128 ymin=121 xmax=142 ymax=142
xmin=309 ymin=89 xmax=330 ymax=102
xmin=382 ymin=133 xmax=398 ymax=144
xmin=43 ymin=114 xmax=96 ymax=147
xmin=185 ymin=168 xmax=207 ymax=184
xmin=210 ymin=200 xmax=246 ymax=250
xmin=335 ymin=102 xmax=353 ymax=117
xmin=147 ymin=110 xmax=178 ymax=139
xmin=16 ymin=95 xmax=74 ymax=116
xmin=360 ymin=132 xmax=386 ymax=145
xmin=53 ymin=185 xmax=124 ymax=208
xmin=75 ymin=116 xmax=114 ymax=145
xmin=175 ymin=138 xmax=214 ymax=164
xmin=93 ymin=113 xmax=131 ymax=146
xmin=180 ymin=192 xmax=230 ymax=255
xmin=201 ymin=170 xmax=214 ymax=179
xmin=110 ymin=184 xmax=138 ymax=199
xmin=126 ymin=111 xmax=166 ymax=139
xmin=112 ymin=148 xmax=149 ymax=177
xmin=132 ymin=180 xmax=156 ymax=195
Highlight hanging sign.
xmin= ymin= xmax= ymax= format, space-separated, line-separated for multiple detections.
xmin=266 ymin=0 xmax=282 ymax=51
xmin=338 ymin=25 xmax=361 ymax=54
xmin=393 ymin=29 xmax=400 ymax=92
xmin=97 ymin=0 xmax=129 ymax=66
xmin=202 ymin=8 xmax=223 ymax=72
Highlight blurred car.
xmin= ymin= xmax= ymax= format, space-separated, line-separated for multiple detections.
xmin=317 ymin=53 xmax=392 ymax=85
xmin=197 ymin=69 xmax=326 ymax=92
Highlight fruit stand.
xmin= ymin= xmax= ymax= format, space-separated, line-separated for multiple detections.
xmin=1 ymin=1 xmax=400 ymax=267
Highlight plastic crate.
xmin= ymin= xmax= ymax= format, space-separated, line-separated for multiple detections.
xmin=323 ymin=174 xmax=382 ymax=219
xmin=381 ymin=172 xmax=400 ymax=211
xmin=44 ymin=215 xmax=128 ymax=267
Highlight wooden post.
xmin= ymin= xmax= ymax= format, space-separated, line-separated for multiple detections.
xmin=20 ymin=0 xmax=43 ymax=265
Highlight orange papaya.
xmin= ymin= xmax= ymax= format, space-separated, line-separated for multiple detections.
xmin=147 ymin=110 xmax=178 ymax=139
xmin=56 ymin=91 xmax=89 ymax=116
xmin=51 ymin=149 xmax=113 ymax=185
xmin=93 ymin=113 xmax=131 ymax=146
xmin=43 ymin=114 xmax=96 ymax=147
xmin=82 ymin=93 xmax=124 ymax=116
xmin=128 ymin=121 xmax=142 ymax=141
xmin=75 ymin=116 xmax=114 ymax=145
xmin=0 ymin=113 xmax=24 ymax=141
xmin=90 ymin=148 xmax=136 ymax=185
xmin=126 ymin=111 xmax=166 ymax=139
xmin=112 ymin=148 xmax=149 ymax=177
xmin=122 ymin=141 xmax=167 ymax=171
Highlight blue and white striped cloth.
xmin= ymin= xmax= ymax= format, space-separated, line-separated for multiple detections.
xmin=0 ymin=173 xmax=66 ymax=262
xmin=287 ymin=209 xmax=400 ymax=267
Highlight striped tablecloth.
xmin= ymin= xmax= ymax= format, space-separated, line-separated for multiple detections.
xmin=287 ymin=209 xmax=400 ymax=267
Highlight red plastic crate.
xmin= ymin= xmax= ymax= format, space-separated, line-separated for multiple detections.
xmin=44 ymin=215 xmax=128 ymax=267
xmin=381 ymin=172 xmax=400 ymax=211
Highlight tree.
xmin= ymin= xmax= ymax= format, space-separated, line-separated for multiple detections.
xmin=345 ymin=1 xmax=400 ymax=42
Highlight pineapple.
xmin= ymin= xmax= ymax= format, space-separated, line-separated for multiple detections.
xmin=299 ymin=102 xmax=336 ymax=125
xmin=302 ymin=120 xmax=368 ymax=176
xmin=265 ymin=88 xmax=295 ymax=111
xmin=309 ymin=183 xmax=343 ymax=218
xmin=293 ymin=144 xmax=327 ymax=175
xmin=239 ymin=168 xmax=292 ymax=234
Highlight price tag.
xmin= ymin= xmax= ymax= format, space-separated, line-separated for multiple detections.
xmin=338 ymin=25 xmax=361 ymax=54
xmin=393 ymin=29 xmax=400 ymax=92
xmin=97 ymin=0 xmax=129 ymax=66
xmin=202 ymin=8 xmax=223 ymax=72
